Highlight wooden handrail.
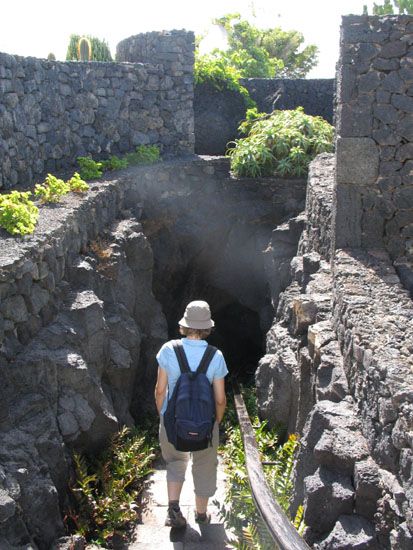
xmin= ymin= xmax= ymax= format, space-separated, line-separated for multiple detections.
xmin=233 ymin=383 xmax=310 ymax=550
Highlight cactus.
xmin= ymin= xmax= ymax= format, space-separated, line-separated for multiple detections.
xmin=77 ymin=37 xmax=92 ymax=61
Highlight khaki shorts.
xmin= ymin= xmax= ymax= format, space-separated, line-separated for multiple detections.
xmin=159 ymin=416 xmax=219 ymax=498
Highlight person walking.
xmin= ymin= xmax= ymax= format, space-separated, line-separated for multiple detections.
xmin=154 ymin=300 xmax=228 ymax=529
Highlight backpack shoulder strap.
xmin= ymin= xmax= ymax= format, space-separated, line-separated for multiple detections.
xmin=172 ymin=340 xmax=190 ymax=374
xmin=196 ymin=345 xmax=217 ymax=376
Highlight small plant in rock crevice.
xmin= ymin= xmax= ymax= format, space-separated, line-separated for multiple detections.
xmin=77 ymin=156 xmax=104 ymax=181
xmin=102 ymin=155 xmax=128 ymax=171
xmin=77 ymin=145 xmax=161 ymax=181
xmin=68 ymin=172 xmax=89 ymax=193
xmin=88 ymin=237 xmax=117 ymax=279
xmin=34 ymin=174 xmax=71 ymax=203
xmin=125 ymin=144 xmax=161 ymax=166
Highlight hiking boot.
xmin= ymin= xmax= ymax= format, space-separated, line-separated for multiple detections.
xmin=195 ymin=511 xmax=211 ymax=524
xmin=165 ymin=505 xmax=187 ymax=529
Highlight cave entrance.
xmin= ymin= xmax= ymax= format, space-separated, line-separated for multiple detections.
xmin=152 ymin=262 xmax=268 ymax=382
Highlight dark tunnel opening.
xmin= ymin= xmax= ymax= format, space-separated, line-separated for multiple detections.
xmin=152 ymin=261 xmax=268 ymax=382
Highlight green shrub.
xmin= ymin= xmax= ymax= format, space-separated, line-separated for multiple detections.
xmin=195 ymin=54 xmax=256 ymax=108
xmin=34 ymin=174 xmax=70 ymax=203
xmin=68 ymin=172 xmax=89 ymax=193
xmin=216 ymin=385 xmax=304 ymax=548
xmin=227 ymin=107 xmax=334 ymax=178
xmin=125 ymin=145 xmax=160 ymax=166
xmin=77 ymin=157 xmax=104 ymax=180
xmin=102 ymin=155 xmax=129 ymax=171
xmin=66 ymin=427 xmax=155 ymax=545
xmin=0 ymin=191 xmax=39 ymax=235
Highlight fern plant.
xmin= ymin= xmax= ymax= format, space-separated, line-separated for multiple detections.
xmin=216 ymin=385 xmax=304 ymax=549
xmin=67 ymin=426 xmax=155 ymax=545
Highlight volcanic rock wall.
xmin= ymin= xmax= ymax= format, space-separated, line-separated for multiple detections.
xmin=0 ymin=157 xmax=306 ymax=548
xmin=256 ymin=14 xmax=413 ymax=549
xmin=194 ymin=78 xmax=334 ymax=155
xmin=335 ymin=14 xmax=413 ymax=295
xmin=0 ymin=30 xmax=194 ymax=189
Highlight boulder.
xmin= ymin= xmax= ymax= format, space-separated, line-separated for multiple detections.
xmin=354 ymin=458 xmax=382 ymax=520
xmin=314 ymin=428 xmax=369 ymax=474
xmin=314 ymin=514 xmax=377 ymax=549
xmin=304 ymin=466 xmax=354 ymax=533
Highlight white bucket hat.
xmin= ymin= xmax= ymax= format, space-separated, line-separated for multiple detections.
xmin=179 ymin=300 xmax=215 ymax=329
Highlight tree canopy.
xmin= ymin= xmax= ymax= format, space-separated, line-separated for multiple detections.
xmin=363 ymin=0 xmax=413 ymax=14
xmin=66 ymin=35 xmax=113 ymax=62
xmin=197 ymin=13 xmax=318 ymax=79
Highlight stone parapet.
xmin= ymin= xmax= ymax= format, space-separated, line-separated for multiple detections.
xmin=335 ymin=15 xmax=413 ymax=294
xmin=0 ymin=31 xmax=195 ymax=189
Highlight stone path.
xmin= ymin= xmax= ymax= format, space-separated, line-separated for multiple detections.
xmin=124 ymin=456 xmax=233 ymax=549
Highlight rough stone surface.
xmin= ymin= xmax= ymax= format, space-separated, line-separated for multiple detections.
xmin=336 ymin=15 xmax=413 ymax=290
xmin=258 ymin=144 xmax=412 ymax=547
xmin=335 ymin=137 xmax=379 ymax=184
xmin=242 ymin=78 xmax=334 ymax=124
xmin=304 ymin=466 xmax=354 ymax=533
xmin=298 ymin=154 xmax=334 ymax=261
xmin=314 ymin=514 xmax=376 ymax=550
xmin=194 ymin=81 xmax=247 ymax=155
xmin=0 ymin=157 xmax=307 ymax=547
xmin=0 ymin=31 xmax=194 ymax=189
xmin=194 ymin=78 xmax=334 ymax=155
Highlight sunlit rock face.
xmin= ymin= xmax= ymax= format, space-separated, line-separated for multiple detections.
xmin=0 ymin=157 xmax=306 ymax=547
xmin=256 ymin=150 xmax=413 ymax=548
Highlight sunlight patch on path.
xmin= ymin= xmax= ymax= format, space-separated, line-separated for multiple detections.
xmin=127 ymin=455 xmax=232 ymax=549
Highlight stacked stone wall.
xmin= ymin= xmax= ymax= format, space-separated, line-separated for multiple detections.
xmin=242 ymin=78 xmax=334 ymax=123
xmin=335 ymin=15 xmax=413 ymax=295
xmin=0 ymin=30 xmax=195 ymax=189
xmin=194 ymin=78 xmax=334 ymax=155
xmin=257 ymin=152 xmax=413 ymax=548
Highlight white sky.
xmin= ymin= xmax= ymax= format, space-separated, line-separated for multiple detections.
xmin=1 ymin=1 xmax=379 ymax=78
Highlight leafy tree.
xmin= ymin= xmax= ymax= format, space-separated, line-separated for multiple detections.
xmin=197 ymin=13 xmax=318 ymax=79
xmin=66 ymin=34 xmax=113 ymax=61
xmin=363 ymin=0 xmax=413 ymax=14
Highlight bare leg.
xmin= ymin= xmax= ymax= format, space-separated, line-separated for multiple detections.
xmin=168 ymin=481 xmax=184 ymax=502
xmin=195 ymin=495 xmax=209 ymax=514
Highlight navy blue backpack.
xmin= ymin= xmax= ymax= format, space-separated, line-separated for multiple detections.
xmin=163 ymin=340 xmax=217 ymax=452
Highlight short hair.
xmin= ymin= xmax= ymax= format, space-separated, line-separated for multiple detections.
xmin=179 ymin=326 xmax=211 ymax=339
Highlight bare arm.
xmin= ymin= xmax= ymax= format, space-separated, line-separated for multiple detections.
xmin=212 ymin=377 xmax=227 ymax=424
xmin=154 ymin=366 xmax=168 ymax=415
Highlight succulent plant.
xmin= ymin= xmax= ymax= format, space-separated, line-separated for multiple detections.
xmin=77 ymin=37 xmax=92 ymax=61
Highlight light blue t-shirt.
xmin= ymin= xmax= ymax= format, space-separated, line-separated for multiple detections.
xmin=156 ymin=338 xmax=228 ymax=415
